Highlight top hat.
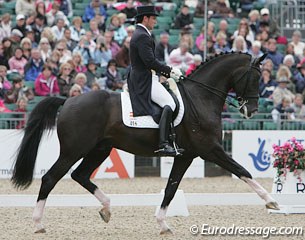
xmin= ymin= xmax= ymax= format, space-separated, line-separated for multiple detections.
xmin=135 ymin=6 xmax=159 ymax=18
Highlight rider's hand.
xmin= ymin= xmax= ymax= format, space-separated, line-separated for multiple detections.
xmin=170 ymin=68 xmax=183 ymax=81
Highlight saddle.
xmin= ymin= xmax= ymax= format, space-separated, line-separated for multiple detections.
xmin=121 ymin=78 xmax=185 ymax=128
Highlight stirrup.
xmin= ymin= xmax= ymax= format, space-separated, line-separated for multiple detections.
xmin=154 ymin=144 xmax=178 ymax=157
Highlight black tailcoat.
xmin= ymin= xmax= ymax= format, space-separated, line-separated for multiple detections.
xmin=127 ymin=25 xmax=171 ymax=116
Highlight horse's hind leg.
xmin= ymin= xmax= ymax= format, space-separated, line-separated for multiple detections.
xmin=71 ymin=147 xmax=112 ymax=223
xmin=157 ymin=155 xmax=193 ymax=234
xmin=203 ymin=145 xmax=279 ymax=210
xmin=33 ymin=154 xmax=77 ymax=233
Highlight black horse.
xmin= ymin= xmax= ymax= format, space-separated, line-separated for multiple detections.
xmin=11 ymin=52 xmax=279 ymax=234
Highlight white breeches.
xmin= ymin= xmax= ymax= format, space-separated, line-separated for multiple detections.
xmin=151 ymin=75 xmax=176 ymax=112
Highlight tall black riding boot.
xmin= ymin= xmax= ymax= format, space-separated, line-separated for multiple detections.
xmin=154 ymin=105 xmax=177 ymax=156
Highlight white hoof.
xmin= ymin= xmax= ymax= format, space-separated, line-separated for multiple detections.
xmin=266 ymin=201 xmax=280 ymax=210
xmin=160 ymin=228 xmax=173 ymax=235
xmin=34 ymin=227 xmax=46 ymax=233
xmin=99 ymin=207 xmax=111 ymax=223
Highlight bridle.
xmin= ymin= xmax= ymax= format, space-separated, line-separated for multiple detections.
xmin=179 ymin=62 xmax=261 ymax=111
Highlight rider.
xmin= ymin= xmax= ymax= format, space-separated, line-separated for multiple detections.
xmin=127 ymin=5 xmax=184 ymax=156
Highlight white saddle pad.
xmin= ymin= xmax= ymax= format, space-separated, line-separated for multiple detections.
xmin=121 ymin=82 xmax=184 ymax=128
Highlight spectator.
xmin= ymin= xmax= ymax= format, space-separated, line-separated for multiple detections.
xmin=83 ymin=0 xmax=107 ymax=23
xmin=40 ymin=27 xmax=56 ymax=49
xmin=15 ymin=0 xmax=36 ymax=17
xmin=94 ymin=13 xmax=106 ymax=33
xmin=74 ymin=73 xmax=91 ymax=93
xmin=89 ymin=19 xmax=102 ymax=41
xmin=63 ymin=28 xmax=77 ymax=52
xmin=8 ymin=47 xmax=27 ymax=76
xmin=0 ymin=66 xmax=11 ymax=99
xmin=213 ymin=32 xmax=230 ymax=54
xmin=286 ymin=43 xmax=300 ymax=67
xmin=120 ymin=0 xmax=137 ymax=20
xmin=108 ymin=14 xmax=127 ymax=45
xmin=69 ymin=17 xmax=86 ymax=42
xmin=32 ymin=14 xmax=46 ymax=44
xmin=155 ymin=31 xmax=174 ymax=64
xmin=5 ymin=74 xmax=34 ymax=103
xmin=266 ymin=38 xmax=284 ymax=71
xmin=212 ymin=0 xmax=234 ymax=18
xmin=41 ymin=0 xmax=53 ymax=14
xmin=59 ymin=0 xmax=73 ymax=18
xmin=195 ymin=22 xmax=216 ymax=50
xmin=115 ymin=36 xmax=131 ymax=68
xmin=126 ymin=25 xmax=135 ymax=38
xmin=0 ymin=42 xmax=9 ymax=68
xmin=35 ymin=1 xmax=48 ymax=23
xmin=38 ymin=37 xmax=51 ymax=62
xmin=24 ymin=25 xmax=38 ymax=48
xmin=85 ymin=59 xmax=99 ymax=88
xmin=51 ymin=17 xmax=66 ymax=41
xmin=56 ymin=40 xmax=72 ymax=64
xmin=46 ymin=50 xmax=60 ymax=76
xmin=248 ymin=10 xmax=260 ymax=36
xmin=272 ymin=76 xmax=295 ymax=106
xmin=194 ymin=0 xmax=206 ymax=18
xmin=216 ymin=19 xmax=233 ymax=47
xmin=271 ymin=97 xmax=295 ymax=123
xmin=259 ymin=68 xmax=277 ymax=98
xmin=35 ymin=64 xmax=60 ymax=96
xmin=291 ymin=93 xmax=305 ymax=120
xmin=94 ymin=37 xmax=112 ymax=67
xmin=57 ymin=62 xmax=73 ymax=97
xmin=186 ymin=54 xmax=202 ymax=76
xmin=0 ymin=14 xmax=12 ymax=41
xmin=289 ymin=30 xmax=305 ymax=61
xmin=69 ymin=83 xmax=82 ymax=97
xmin=248 ymin=40 xmax=263 ymax=59
xmin=14 ymin=96 xmax=28 ymax=129
xmin=259 ymin=8 xmax=280 ymax=39
xmin=105 ymin=59 xmax=124 ymax=91
xmin=46 ymin=2 xmax=69 ymax=27
xmin=283 ymin=54 xmax=297 ymax=78
xmin=20 ymin=37 xmax=32 ymax=60
xmin=104 ymin=31 xmax=121 ymax=58
xmin=276 ymin=65 xmax=294 ymax=93
xmin=91 ymin=82 xmax=101 ymax=91
xmin=173 ymin=5 xmax=193 ymax=30
xmin=72 ymin=37 xmax=93 ymax=66
xmin=231 ymin=36 xmax=248 ymax=53
xmin=12 ymin=14 xmax=26 ymax=36
xmin=24 ymin=48 xmax=44 ymax=82
xmin=85 ymin=31 xmax=97 ymax=53
xmin=232 ymin=18 xmax=254 ymax=45
xmin=193 ymin=37 xmax=216 ymax=58
xmin=293 ymin=62 xmax=305 ymax=95
xmin=180 ymin=31 xmax=194 ymax=52
xmin=168 ymin=42 xmax=194 ymax=72
xmin=72 ymin=51 xmax=87 ymax=73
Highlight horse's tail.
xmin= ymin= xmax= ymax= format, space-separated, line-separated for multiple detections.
xmin=11 ymin=97 xmax=66 ymax=190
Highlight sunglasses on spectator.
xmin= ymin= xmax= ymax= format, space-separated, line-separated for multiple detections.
xmin=64 ymin=68 xmax=71 ymax=70
xmin=57 ymin=48 xmax=64 ymax=51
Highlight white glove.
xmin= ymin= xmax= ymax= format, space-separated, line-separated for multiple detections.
xmin=170 ymin=68 xmax=183 ymax=81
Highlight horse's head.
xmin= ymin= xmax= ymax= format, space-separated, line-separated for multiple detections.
xmin=233 ymin=54 xmax=267 ymax=119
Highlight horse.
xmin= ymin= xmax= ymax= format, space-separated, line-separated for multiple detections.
xmin=11 ymin=52 xmax=279 ymax=234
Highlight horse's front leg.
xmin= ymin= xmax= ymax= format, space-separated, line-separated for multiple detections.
xmin=156 ymin=155 xmax=193 ymax=234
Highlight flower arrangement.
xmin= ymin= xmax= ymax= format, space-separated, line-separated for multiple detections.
xmin=272 ymin=137 xmax=305 ymax=182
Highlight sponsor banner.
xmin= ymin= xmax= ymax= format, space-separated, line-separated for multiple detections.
xmin=161 ymin=157 xmax=204 ymax=178
xmin=232 ymin=131 xmax=305 ymax=178
xmin=0 ymin=130 xmax=134 ymax=179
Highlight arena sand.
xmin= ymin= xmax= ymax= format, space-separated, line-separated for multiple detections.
xmin=0 ymin=177 xmax=304 ymax=240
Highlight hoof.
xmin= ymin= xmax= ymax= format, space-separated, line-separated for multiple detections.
xmin=34 ymin=228 xmax=46 ymax=233
xmin=266 ymin=201 xmax=280 ymax=210
xmin=99 ymin=207 xmax=111 ymax=223
xmin=160 ymin=228 xmax=173 ymax=235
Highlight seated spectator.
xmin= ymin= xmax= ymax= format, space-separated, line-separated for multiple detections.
xmin=105 ymin=59 xmax=124 ymax=91
xmin=282 ymin=54 xmax=297 ymax=76
xmin=193 ymin=37 xmax=216 ymax=58
xmin=57 ymin=62 xmax=73 ymax=97
xmin=83 ymin=0 xmax=107 ymax=23
xmin=20 ymin=37 xmax=32 ymax=60
xmin=15 ymin=0 xmax=36 ymax=17
xmin=248 ymin=10 xmax=260 ymax=36
xmin=0 ymin=14 xmax=12 ymax=42
xmin=126 ymin=25 xmax=135 ymax=38
xmin=69 ymin=83 xmax=82 ymax=97
xmin=266 ymin=38 xmax=284 ymax=71
xmin=173 ymin=5 xmax=193 ymax=30
xmin=180 ymin=31 xmax=194 ymax=52
xmin=46 ymin=2 xmax=69 ymax=27
xmin=51 ymin=17 xmax=66 ymax=41
xmin=24 ymin=48 xmax=44 ymax=82
xmin=259 ymin=68 xmax=277 ymax=98
xmin=108 ymin=14 xmax=127 ymax=45
xmin=276 ymin=65 xmax=295 ymax=93
xmin=155 ymin=31 xmax=174 ymax=64
xmin=40 ymin=27 xmax=57 ymax=49
xmin=293 ymin=62 xmax=305 ymax=94
xmin=261 ymin=59 xmax=275 ymax=78
xmin=120 ymin=0 xmax=137 ymax=21
xmin=195 ymin=22 xmax=216 ymax=50
xmin=73 ymin=36 xmax=95 ymax=65
xmin=248 ymin=40 xmax=263 ymax=59
xmin=216 ymin=19 xmax=233 ymax=47
xmin=212 ymin=0 xmax=234 ymax=18
xmin=0 ymin=65 xmax=12 ymax=93
xmin=46 ymin=50 xmax=60 ymax=76
xmin=5 ymin=74 xmax=34 ymax=103
xmin=232 ymin=18 xmax=254 ymax=45
xmin=84 ymin=31 xmax=97 ymax=53
xmin=104 ymin=31 xmax=121 ymax=58
xmin=35 ymin=64 xmax=60 ymax=96
xmin=8 ymin=47 xmax=27 ymax=76
xmin=55 ymin=41 xmax=72 ymax=64
xmin=91 ymin=82 xmax=101 ymax=91
xmin=69 ymin=17 xmax=86 ymax=43
xmin=74 ymin=73 xmax=91 ymax=93
xmin=115 ymin=36 xmax=131 ymax=68
xmin=63 ymin=28 xmax=78 ymax=52
xmin=186 ymin=54 xmax=202 ymax=76
xmin=89 ymin=19 xmax=102 ymax=41
xmin=271 ymin=97 xmax=295 ymax=123
xmin=94 ymin=37 xmax=112 ymax=67
xmin=272 ymin=76 xmax=295 ymax=106
xmin=291 ymin=93 xmax=305 ymax=120
xmin=259 ymin=8 xmax=280 ymax=39
xmin=0 ymin=42 xmax=9 ymax=68
xmin=32 ymin=14 xmax=47 ymax=45
xmin=14 ymin=96 xmax=28 ymax=129
xmin=59 ymin=0 xmax=73 ymax=18
xmin=289 ymin=30 xmax=305 ymax=61
xmin=85 ymin=59 xmax=99 ymax=88
xmin=72 ymin=51 xmax=87 ymax=73
xmin=168 ymin=42 xmax=194 ymax=72
xmin=231 ymin=36 xmax=248 ymax=53
xmin=285 ymin=43 xmax=300 ymax=67
xmin=0 ymin=75 xmax=11 ymax=100
xmin=213 ymin=32 xmax=230 ymax=54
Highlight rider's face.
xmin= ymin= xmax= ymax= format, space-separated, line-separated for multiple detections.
xmin=145 ymin=16 xmax=157 ymax=30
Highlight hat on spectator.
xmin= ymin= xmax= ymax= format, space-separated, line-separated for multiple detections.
xmin=260 ymin=8 xmax=270 ymax=16
xmin=87 ymin=58 xmax=97 ymax=66
xmin=193 ymin=54 xmax=202 ymax=62
xmin=11 ymin=29 xmax=23 ymax=38
xmin=16 ymin=14 xmax=25 ymax=21
xmin=277 ymin=76 xmax=290 ymax=83
xmin=283 ymin=54 xmax=295 ymax=65
xmin=10 ymin=73 xmax=23 ymax=83
xmin=135 ymin=6 xmax=159 ymax=18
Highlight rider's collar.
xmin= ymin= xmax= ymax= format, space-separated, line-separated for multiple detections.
xmin=137 ymin=24 xmax=151 ymax=36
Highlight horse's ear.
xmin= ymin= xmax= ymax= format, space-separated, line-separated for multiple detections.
xmin=253 ymin=53 xmax=267 ymax=66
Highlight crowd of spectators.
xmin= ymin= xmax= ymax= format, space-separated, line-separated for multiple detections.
xmin=0 ymin=0 xmax=305 ymax=127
